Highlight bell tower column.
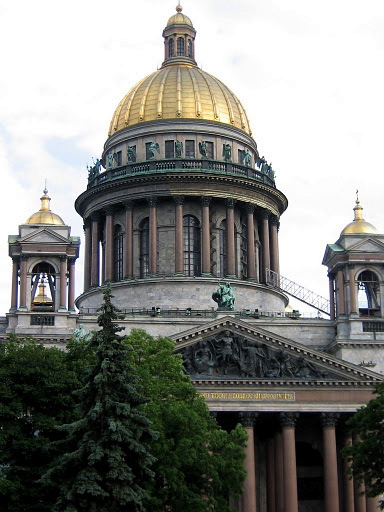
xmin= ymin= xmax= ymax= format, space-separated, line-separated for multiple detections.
xmin=59 ymin=256 xmax=67 ymax=310
xmin=336 ymin=267 xmax=346 ymax=316
xmin=19 ymin=255 xmax=28 ymax=309
xmin=11 ymin=257 xmax=19 ymax=310
xmin=348 ymin=264 xmax=357 ymax=314
xmin=68 ymin=258 xmax=76 ymax=311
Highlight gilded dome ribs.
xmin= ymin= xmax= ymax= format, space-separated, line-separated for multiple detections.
xmin=157 ymin=68 xmax=170 ymax=119
xmin=176 ymin=67 xmax=182 ymax=117
xmin=213 ymin=75 xmax=235 ymax=125
xmin=198 ymin=68 xmax=219 ymax=121
xmin=124 ymin=75 xmax=149 ymax=127
xmin=140 ymin=71 xmax=161 ymax=122
xmin=188 ymin=68 xmax=202 ymax=118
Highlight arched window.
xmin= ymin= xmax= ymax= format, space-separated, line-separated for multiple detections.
xmin=168 ymin=38 xmax=174 ymax=57
xmin=140 ymin=218 xmax=149 ymax=278
xmin=188 ymin=39 xmax=192 ymax=57
xmin=177 ymin=37 xmax=185 ymax=56
xmin=31 ymin=262 xmax=56 ymax=311
xmin=183 ymin=215 xmax=201 ymax=276
xmin=358 ymin=270 xmax=380 ymax=315
xmin=114 ymin=225 xmax=124 ymax=282
xmin=219 ymin=220 xmax=227 ymax=278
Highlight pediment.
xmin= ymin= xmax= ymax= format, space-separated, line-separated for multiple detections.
xmin=348 ymin=238 xmax=384 ymax=253
xmin=20 ymin=228 xmax=69 ymax=244
xmin=172 ymin=317 xmax=383 ymax=384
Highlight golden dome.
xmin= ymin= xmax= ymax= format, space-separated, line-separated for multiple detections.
xmin=167 ymin=4 xmax=193 ymax=27
xmin=340 ymin=198 xmax=379 ymax=236
xmin=109 ymin=64 xmax=252 ymax=136
xmin=25 ymin=188 xmax=65 ymax=226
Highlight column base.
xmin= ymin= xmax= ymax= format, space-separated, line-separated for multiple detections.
xmin=225 ymin=275 xmax=236 ymax=279
xmin=58 ymin=306 xmax=68 ymax=312
xmin=124 ymin=275 xmax=134 ymax=281
xmin=9 ymin=307 xmax=17 ymax=312
xmin=18 ymin=306 xmax=28 ymax=310
xmin=201 ymin=272 xmax=212 ymax=277
xmin=173 ymin=272 xmax=185 ymax=277
xmin=147 ymin=274 xmax=158 ymax=278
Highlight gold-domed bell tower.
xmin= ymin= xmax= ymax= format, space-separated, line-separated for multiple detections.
xmin=323 ymin=196 xmax=384 ymax=364
xmin=7 ymin=188 xmax=80 ymax=338
xmin=162 ymin=4 xmax=197 ymax=66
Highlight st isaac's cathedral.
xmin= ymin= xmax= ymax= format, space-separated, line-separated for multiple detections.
xmin=3 ymin=5 xmax=384 ymax=512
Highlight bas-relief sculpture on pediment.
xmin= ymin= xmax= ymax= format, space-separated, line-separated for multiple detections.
xmin=178 ymin=329 xmax=333 ymax=380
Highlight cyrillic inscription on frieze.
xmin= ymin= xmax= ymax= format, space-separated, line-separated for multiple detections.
xmin=200 ymin=391 xmax=296 ymax=401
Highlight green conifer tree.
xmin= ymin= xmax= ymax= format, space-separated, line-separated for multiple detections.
xmin=44 ymin=286 xmax=156 ymax=512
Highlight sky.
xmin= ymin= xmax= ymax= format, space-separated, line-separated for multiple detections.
xmin=0 ymin=0 xmax=383 ymax=316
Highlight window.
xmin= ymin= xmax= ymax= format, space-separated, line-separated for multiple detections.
xmin=169 ymin=38 xmax=174 ymax=57
xmin=114 ymin=225 xmax=124 ymax=281
xmin=177 ymin=37 xmax=185 ymax=56
xmin=206 ymin=141 xmax=214 ymax=159
xmin=188 ymin=39 xmax=192 ymax=57
xmin=185 ymin=140 xmax=195 ymax=158
xmin=116 ymin=151 xmax=122 ymax=166
xmin=165 ymin=140 xmax=175 ymax=159
xmin=219 ymin=220 xmax=227 ymax=278
xmin=358 ymin=270 xmax=380 ymax=315
xmin=139 ymin=218 xmax=149 ymax=278
xmin=183 ymin=215 xmax=201 ymax=276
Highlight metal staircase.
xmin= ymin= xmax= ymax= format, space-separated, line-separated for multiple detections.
xmin=265 ymin=269 xmax=330 ymax=316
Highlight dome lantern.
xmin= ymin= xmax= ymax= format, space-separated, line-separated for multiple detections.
xmin=162 ymin=4 xmax=197 ymax=67
xmin=25 ymin=188 xmax=65 ymax=226
xmin=340 ymin=197 xmax=379 ymax=236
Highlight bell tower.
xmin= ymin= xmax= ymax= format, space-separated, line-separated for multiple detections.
xmin=323 ymin=197 xmax=384 ymax=366
xmin=7 ymin=188 xmax=80 ymax=337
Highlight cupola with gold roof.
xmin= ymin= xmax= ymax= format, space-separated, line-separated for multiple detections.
xmin=340 ymin=197 xmax=379 ymax=236
xmin=25 ymin=188 xmax=65 ymax=226
xmin=108 ymin=4 xmax=252 ymax=137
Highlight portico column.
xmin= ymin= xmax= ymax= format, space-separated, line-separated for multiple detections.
xmin=274 ymin=431 xmax=284 ymax=512
xmin=261 ymin=212 xmax=271 ymax=283
xmin=124 ymin=202 xmax=134 ymax=279
xmin=281 ymin=413 xmax=299 ymax=512
xmin=266 ymin=437 xmax=276 ymax=512
xmin=105 ymin=208 xmax=114 ymax=282
xmin=348 ymin=264 xmax=357 ymax=314
xmin=19 ymin=255 xmax=28 ymax=308
xmin=343 ymin=434 xmax=355 ymax=512
xmin=239 ymin=412 xmax=257 ymax=512
xmin=148 ymin=198 xmax=158 ymax=276
xmin=329 ymin=274 xmax=336 ymax=321
xmin=59 ymin=256 xmax=67 ymax=310
xmin=68 ymin=258 xmax=76 ymax=311
xmin=354 ymin=435 xmax=367 ymax=512
xmin=321 ymin=413 xmax=340 ymax=512
xmin=226 ymin=199 xmax=236 ymax=277
xmin=91 ymin=214 xmax=100 ymax=287
xmin=270 ymin=216 xmax=280 ymax=276
xmin=337 ymin=267 xmax=346 ymax=316
xmin=83 ymin=219 xmax=91 ymax=291
xmin=247 ymin=204 xmax=256 ymax=280
xmin=201 ymin=197 xmax=211 ymax=275
xmin=174 ymin=196 xmax=184 ymax=275
xmin=366 ymin=497 xmax=380 ymax=511
xmin=11 ymin=257 xmax=19 ymax=310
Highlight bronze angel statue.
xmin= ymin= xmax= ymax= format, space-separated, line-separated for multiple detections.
xmin=222 ymin=143 xmax=232 ymax=162
xmin=148 ymin=142 xmax=160 ymax=160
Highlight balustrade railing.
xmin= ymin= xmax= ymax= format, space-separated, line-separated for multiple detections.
xmin=87 ymin=158 xmax=276 ymax=189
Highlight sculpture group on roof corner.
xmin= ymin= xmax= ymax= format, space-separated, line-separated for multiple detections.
xmin=179 ymin=330 xmax=329 ymax=380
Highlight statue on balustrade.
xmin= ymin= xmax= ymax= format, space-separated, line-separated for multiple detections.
xmin=222 ymin=143 xmax=232 ymax=162
xmin=175 ymin=140 xmax=183 ymax=158
xmin=127 ymin=145 xmax=136 ymax=163
xmin=148 ymin=142 xmax=160 ymax=160
xmin=107 ymin=151 xmax=114 ymax=169
xmin=199 ymin=140 xmax=208 ymax=159
xmin=244 ymin=149 xmax=252 ymax=167
xmin=212 ymin=281 xmax=235 ymax=311
xmin=87 ymin=158 xmax=101 ymax=182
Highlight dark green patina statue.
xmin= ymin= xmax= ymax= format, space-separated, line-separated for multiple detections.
xmin=212 ymin=281 xmax=235 ymax=311
xmin=175 ymin=140 xmax=183 ymax=158
xmin=222 ymin=143 xmax=232 ymax=162
xmin=199 ymin=140 xmax=208 ymax=159
xmin=127 ymin=145 xmax=136 ymax=163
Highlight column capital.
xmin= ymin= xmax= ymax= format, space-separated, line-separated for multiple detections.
xmin=123 ymin=200 xmax=134 ymax=210
xmin=91 ymin=212 xmax=100 ymax=222
xmin=104 ymin=206 xmax=115 ymax=216
xmin=83 ymin=217 xmax=92 ymax=229
xmin=246 ymin=202 xmax=255 ymax=214
xmin=336 ymin=264 xmax=346 ymax=272
xmin=280 ymin=412 xmax=299 ymax=428
xmin=60 ymin=255 xmax=67 ymax=263
xmin=173 ymin=195 xmax=185 ymax=205
xmin=328 ymin=272 xmax=335 ymax=279
xmin=347 ymin=263 xmax=355 ymax=270
xmin=20 ymin=254 xmax=28 ymax=261
xmin=239 ymin=412 xmax=258 ymax=428
xmin=11 ymin=256 xmax=20 ymax=264
xmin=201 ymin=196 xmax=212 ymax=207
xmin=68 ymin=257 xmax=76 ymax=266
xmin=270 ymin=215 xmax=280 ymax=226
xmin=147 ymin=197 xmax=158 ymax=207
xmin=226 ymin=198 xmax=236 ymax=209
xmin=321 ymin=412 xmax=340 ymax=428
xmin=262 ymin=210 xmax=271 ymax=220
